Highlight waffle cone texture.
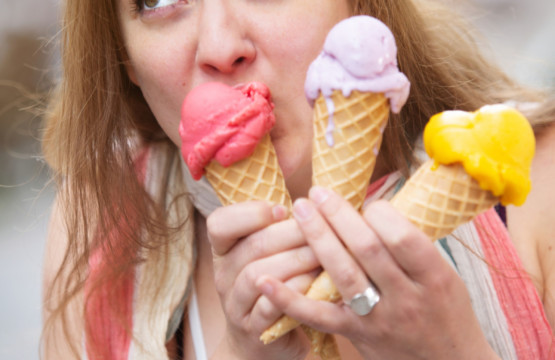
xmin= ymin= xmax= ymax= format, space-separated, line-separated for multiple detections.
xmin=261 ymin=90 xmax=390 ymax=359
xmin=390 ymin=159 xmax=498 ymax=240
xmin=312 ymin=90 xmax=390 ymax=210
xmin=261 ymin=160 xmax=498 ymax=354
xmin=205 ymin=133 xmax=292 ymax=208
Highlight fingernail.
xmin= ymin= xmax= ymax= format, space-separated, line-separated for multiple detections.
xmin=293 ymin=199 xmax=313 ymax=221
xmin=309 ymin=186 xmax=329 ymax=205
xmin=272 ymin=204 xmax=289 ymax=221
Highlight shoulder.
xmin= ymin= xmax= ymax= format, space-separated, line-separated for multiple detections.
xmin=42 ymin=195 xmax=85 ymax=358
xmin=43 ymin=197 xmax=68 ymax=290
xmin=507 ymin=122 xmax=555 ymax=327
xmin=525 ymin=123 xmax=555 ymax=264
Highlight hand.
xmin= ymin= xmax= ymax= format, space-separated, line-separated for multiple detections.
xmin=206 ymin=201 xmax=317 ymax=360
xmin=257 ymin=187 xmax=500 ymax=360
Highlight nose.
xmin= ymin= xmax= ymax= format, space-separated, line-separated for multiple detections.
xmin=196 ymin=3 xmax=255 ymax=75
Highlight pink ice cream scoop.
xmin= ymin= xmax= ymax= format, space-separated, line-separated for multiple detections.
xmin=180 ymin=82 xmax=275 ymax=180
xmin=304 ymin=15 xmax=410 ymax=113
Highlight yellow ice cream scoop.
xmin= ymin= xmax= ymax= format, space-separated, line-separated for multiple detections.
xmin=423 ymin=104 xmax=535 ymax=206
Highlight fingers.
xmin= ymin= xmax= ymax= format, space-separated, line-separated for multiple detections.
xmin=299 ymin=187 xmax=451 ymax=290
xmin=307 ymin=187 xmax=409 ymax=295
xmin=219 ymin=217 xmax=305 ymax=280
xmin=293 ymin=187 xmax=409 ymax=301
xmin=363 ymin=200 xmax=450 ymax=282
xmin=256 ymin=275 xmax=356 ymax=335
xmin=249 ymin=272 xmax=317 ymax=333
xmin=207 ymin=201 xmax=289 ymax=256
xmin=292 ymin=196 xmax=372 ymax=302
xmin=211 ymin=212 xmax=310 ymax=310
xmin=224 ymin=245 xmax=319 ymax=319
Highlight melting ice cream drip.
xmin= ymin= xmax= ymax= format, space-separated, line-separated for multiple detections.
xmin=325 ymin=96 xmax=335 ymax=147
xmin=373 ymin=122 xmax=387 ymax=155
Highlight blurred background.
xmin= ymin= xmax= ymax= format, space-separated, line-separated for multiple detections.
xmin=455 ymin=0 xmax=555 ymax=89
xmin=0 ymin=0 xmax=553 ymax=359
xmin=1 ymin=1 xmax=59 ymax=359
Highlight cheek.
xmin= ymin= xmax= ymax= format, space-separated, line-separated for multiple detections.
xmin=127 ymin=45 xmax=191 ymax=145
xmin=263 ymin=6 xmax=350 ymax=97
xmin=270 ymin=4 xmax=349 ymax=62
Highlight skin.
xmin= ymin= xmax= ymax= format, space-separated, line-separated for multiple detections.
xmin=42 ymin=0 xmax=549 ymax=359
xmin=116 ymin=0 xmax=507 ymax=359
xmin=256 ymin=189 xmax=500 ymax=360
xmin=118 ymin=0 xmax=356 ymax=358
xmin=119 ymin=0 xmax=352 ymax=200
xmin=508 ymin=122 xmax=555 ymax=330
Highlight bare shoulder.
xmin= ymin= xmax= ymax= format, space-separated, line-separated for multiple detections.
xmin=43 ymin=196 xmax=68 ymax=292
xmin=507 ymin=122 xmax=555 ymax=328
xmin=42 ymin=195 xmax=84 ymax=359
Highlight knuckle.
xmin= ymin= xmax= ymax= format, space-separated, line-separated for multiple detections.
xmin=298 ymin=219 xmax=324 ymax=242
xmin=373 ymin=318 xmax=394 ymax=340
xmin=242 ymin=264 xmax=259 ymax=287
xmin=286 ymin=273 xmax=314 ymax=294
xmin=355 ymin=238 xmax=383 ymax=259
xmin=256 ymin=297 xmax=278 ymax=322
xmin=293 ymin=246 xmax=317 ymax=268
xmin=305 ymin=217 xmax=329 ymax=239
xmin=206 ymin=212 xmax=226 ymax=242
xmin=426 ymin=270 xmax=453 ymax=293
xmin=389 ymin=227 xmax=418 ymax=251
xmin=248 ymin=232 xmax=267 ymax=259
xmin=252 ymin=201 xmax=273 ymax=222
xmin=334 ymin=266 xmax=360 ymax=290
xmin=396 ymin=302 xmax=420 ymax=325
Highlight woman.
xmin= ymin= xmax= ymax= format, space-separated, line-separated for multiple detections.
xmin=41 ymin=0 xmax=555 ymax=359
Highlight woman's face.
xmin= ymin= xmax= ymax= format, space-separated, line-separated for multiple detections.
xmin=118 ymin=0 xmax=351 ymax=197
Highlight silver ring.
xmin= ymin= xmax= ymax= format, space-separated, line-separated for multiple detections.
xmin=348 ymin=284 xmax=380 ymax=316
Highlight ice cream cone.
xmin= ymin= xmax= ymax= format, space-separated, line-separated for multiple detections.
xmin=260 ymin=271 xmax=340 ymax=344
xmin=390 ymin=159 xmax=498 ymax=239
xmin=205 ymin=133 xmax=292 ymax=208
xmin=260 ymin=14 xmax=410 ymax=359
xmin=312 ymin=90 xmax=390 ymax=210
xmin=302 ymin=326 xmax=342 ymax=360
xmin=262 ymin=90 xmax=389 ymax=359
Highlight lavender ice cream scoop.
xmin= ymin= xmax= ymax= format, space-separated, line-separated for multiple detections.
xmin=305 ymin=15 xmax=410 ymax=114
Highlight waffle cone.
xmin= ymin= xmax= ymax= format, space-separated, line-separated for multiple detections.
xmin=262 ymin=90 xmax=389 ymax=359
xmin=390 ymin=159 xmax=498 ymax=240
xmin=260 ymin=271 xmax=340 ymax=344
xmin=308 ymin=90 xmax=388 ymax=360
xmin=205 ymin=133 xmax=292 ymax=208
xmin=312 ymin=90 xmax=390 ymax=210
xmin=302 ymin=325 xmax=342 ymax=360
xmin=261 ymin=160 xmax=498 ymax=354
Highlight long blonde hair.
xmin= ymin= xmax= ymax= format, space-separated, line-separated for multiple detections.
xmin=41 ymin=0 xmax=180 ymax=357
xmin=42 ymin=0 xmax=554 ymax=357
xmin=351 ymin=0 xmax=553 ymax=175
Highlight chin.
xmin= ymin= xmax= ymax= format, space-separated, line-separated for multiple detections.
xmin=273 ymin=139 xmax=312 ymax=200
xmin=285 ymin=163 xmax=312 ymax=201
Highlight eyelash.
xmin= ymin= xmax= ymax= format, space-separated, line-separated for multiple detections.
xmin=131 ymin=0 xmax=169 ymax=13
xmin=131 ymin=0 xmax=144 ymax=13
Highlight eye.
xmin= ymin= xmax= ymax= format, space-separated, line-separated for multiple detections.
xmin=144 ymin=0 xmax=180 ymax=10
xmin=133 ymin=0 xmax=181 ymax=12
